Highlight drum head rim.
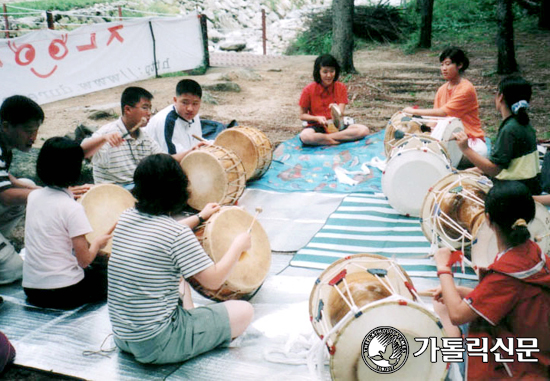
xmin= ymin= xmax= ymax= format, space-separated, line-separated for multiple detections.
xmin=79 ymin=184 xmax=136 ymax=255
xmin=419 ymin=171 xmax=491 ymax=248
xmin=329 ymin=298 xmax=448 ymax=381
xmin=181 ymin=147 xmax=246 ymax=210
xmin=202 ymin=206 xmax=271 ymax=293
xmin=309 ymin=254 xmax=415 ymax=338
xmin=382 ymin=148 xmax=452 ymax=217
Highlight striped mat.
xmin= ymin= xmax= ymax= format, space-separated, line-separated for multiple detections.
xmin=291 ymin=192 xmax=478 ymax=280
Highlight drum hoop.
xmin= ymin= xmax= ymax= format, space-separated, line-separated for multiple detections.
xmin=329 ymin=298 xmax=448 ymax=380
xmin=216 ymin=127 xmax=273 ymax=179
xmin=309 ymin=254 xmax=416 ymax=339
xmin=389 ymin=135 xmax=450 ymax=161
xmin=328 ymin=296 xmax=444 ymax=347
xmin=238 ymin=127 xmax=273 ymax=174
xmin=184 ymin=147 xmax=246 ymax=209
xmin=420 ymin=171 xmax=491 ymax=248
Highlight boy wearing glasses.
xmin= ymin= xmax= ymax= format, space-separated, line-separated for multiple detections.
xmin=82 ymin=87 xmax=187 ymax=188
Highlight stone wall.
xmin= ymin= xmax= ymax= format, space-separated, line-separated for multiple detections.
xmin=4 ymin=0 xmax=406 ymax=54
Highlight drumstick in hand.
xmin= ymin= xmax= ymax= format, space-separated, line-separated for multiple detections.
xmin=247 ymin=207 xmax=263 ymax=234
xmin=192 ymin=134 xmax=209 ymax=143
xmin=105 ymin=221 xmax=117 ymax=236
xmin=121 ymin=117 xmax=147 ymax=139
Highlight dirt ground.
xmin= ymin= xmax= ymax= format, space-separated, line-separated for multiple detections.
xmin=34 ymin=36 xmax=550 ymax=147
xmin=3 ymin=32 xmax=550 ymax=379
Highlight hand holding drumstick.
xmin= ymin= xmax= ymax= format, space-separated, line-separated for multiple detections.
xmin=89 ymin=221 xmax=117 ymax=259
xmin=247 ymin=207 xmax=263 ymax=233
xmin=122 ymin=117 xmax=148 ymax=139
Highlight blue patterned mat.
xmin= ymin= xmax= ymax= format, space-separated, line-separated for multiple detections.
xmin=247 ymin=130 xmax=386 ymax=193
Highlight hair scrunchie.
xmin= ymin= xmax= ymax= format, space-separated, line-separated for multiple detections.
xmin=512 ymin=218 xmax=528 ymax=230
xmin=511 ymin=100 xmax=529 ymax=115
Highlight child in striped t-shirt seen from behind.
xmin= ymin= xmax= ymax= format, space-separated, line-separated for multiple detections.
xmin=108 ymin=153 xmax=253 ymax=364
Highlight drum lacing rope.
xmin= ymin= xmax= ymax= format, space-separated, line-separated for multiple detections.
xmin=348 ymin=260 xmax=429 ymax=309
xmin=306 ymin=294 xmax=407 ymax=380
xmin=428 ymin=179 xmax=486 ymax=250
xmin=332 ymin=279 xmax=360 ymax=315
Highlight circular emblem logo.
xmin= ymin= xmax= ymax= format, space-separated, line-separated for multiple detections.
xmin=361 ymin=326 xmax=409 ymax=374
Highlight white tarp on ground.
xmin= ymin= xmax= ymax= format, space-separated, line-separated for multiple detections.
xmin=0 ymin=14 xmax=204 ymax=105
xmin=238 ymin=189 xmax=346 ymax=252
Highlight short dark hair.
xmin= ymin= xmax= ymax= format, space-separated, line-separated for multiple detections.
xmin=439 ymin=47 xmax=469 ymax=73
xmin=37 ymin=137 xmax=83 ymax=188
xmin=0 ymin=95 xmax=44 ymax=126
xmin=313 ymin=54 xmax=341 ymax=84
xmin=498 ymin=75 xmax=532 ymax=125
xmin=133 ymin=154 xmax=189 ymax=216
xmin=485 ymin=181 xmax=535 ymax=247
xmin=176 ymin=79 xmax=202 ymax=98
xmin=120 ymin=87 xmax=153 ymax=113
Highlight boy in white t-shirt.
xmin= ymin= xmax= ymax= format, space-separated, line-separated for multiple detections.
xmin=23 ymin=137 xmax=112 ymax=309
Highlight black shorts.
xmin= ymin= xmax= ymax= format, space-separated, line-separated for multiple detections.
xmin=303 ymin=124 xmax=326 ymax=134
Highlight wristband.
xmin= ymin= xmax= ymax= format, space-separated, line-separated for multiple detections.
xmin=196 ymin=214 xmax=205 ymax=225
xmin=437 ymin=270 xmax=453 ymax=278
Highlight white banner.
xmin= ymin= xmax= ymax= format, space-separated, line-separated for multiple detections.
xmin=0 ymin=14 xmax=204 ymax=105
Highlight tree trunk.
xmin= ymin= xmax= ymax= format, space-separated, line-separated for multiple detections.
xmin=496 ymin=0 xmax=518 ymax=74
xmin=417 ymin=0 xmax=434 ymax=48
xmin=540 ymin=0 xmax=550 ymax=30
xmin=331 ymin=0 xmax=356 ymax=73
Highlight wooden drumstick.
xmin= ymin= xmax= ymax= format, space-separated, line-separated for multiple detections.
xmin=105 ymin=221 xmax=117 ymax=236
xmin=417 ymin=289 xmax=437 ymax=297
xmin=192 ymin=134 xmax=209 ymax=143
xmin=121 ymin=117 xmax=147 ymax=139
xmin=247 ymin=207 xmax=263 ymax=233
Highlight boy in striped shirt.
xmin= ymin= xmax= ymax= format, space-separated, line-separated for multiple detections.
xmin=0 ymin=95 xmax=44 ymax=285
xmin=108 ymin=154 xmax=253 ymax=364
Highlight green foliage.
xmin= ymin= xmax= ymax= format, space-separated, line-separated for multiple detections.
xmin=341 ymin=74 xmax=353 ymax=84
xmin=286 ymin=26 xmax=333 ymax=55
xmin=7 ymin=0 xmax=116 ymax=14
xmin=401 ymin=0 xmax=538 ymax=52
xmin=7 ymin=0 xmax=179 ymax=19
xmin=286 ymin=4 xmax=412 ymax=55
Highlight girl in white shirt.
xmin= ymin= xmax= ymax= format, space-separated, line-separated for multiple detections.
xmin=23 ymin=137 xmax=111 ymax=309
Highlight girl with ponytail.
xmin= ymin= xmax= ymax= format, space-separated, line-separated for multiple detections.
xmin=432 ymin=181 xmax=550 ymax=379
xmin=454 ymin=75 xmax=541 ymax=195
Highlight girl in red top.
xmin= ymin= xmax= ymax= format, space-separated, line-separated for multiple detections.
xmin=433 ymin=181 xmax=550 ymax=379
xmin=299 ymin=54 xmax=370 ymax=146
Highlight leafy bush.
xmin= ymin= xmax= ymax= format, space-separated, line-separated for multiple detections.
xmin=7 ymin=0 xmax=116 ymax=14
xmin=286 ymin=3 xmax=412 ymax=55
xmin=401 ymin=0 xmax=535 ymax=50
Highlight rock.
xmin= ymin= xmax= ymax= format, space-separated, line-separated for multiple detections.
xmin=219 ymin=41 xmax=247 ymax=52
xmin=85 ymin=102 xmax=119 ymax=120
xmin=218 ymin=68 xmax=262 ymax=81
xmin=73 ymin=124 xmax=98 ymax=144
xmin=10 ymin=148 xmax=40 ymax=185
xmin=202 ymin=91 xmax=219 ymax=105
xmin=87 ymin=109 xmax=118 ymax=120
xmin=203 ymin=82 xmax=241 ymax=92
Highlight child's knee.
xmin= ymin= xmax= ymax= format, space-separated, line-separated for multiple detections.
xmin=299 ymin=129 xmax=314 ymax=144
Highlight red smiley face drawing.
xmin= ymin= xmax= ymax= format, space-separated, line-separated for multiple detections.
xmin=8 ymin=34 xmax=69 ymax=78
